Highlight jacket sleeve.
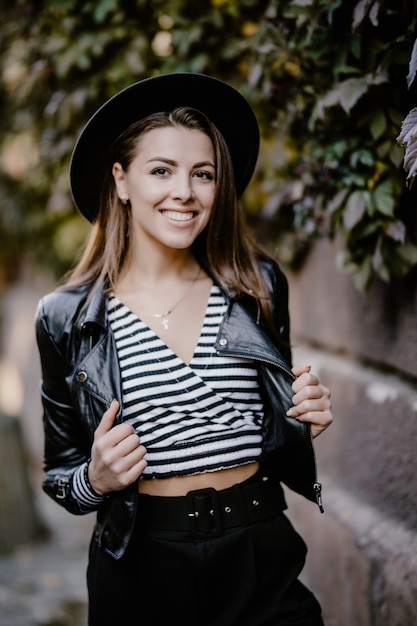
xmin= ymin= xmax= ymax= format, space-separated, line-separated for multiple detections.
xmin=35 ymin=295 xmax=105 ymax=515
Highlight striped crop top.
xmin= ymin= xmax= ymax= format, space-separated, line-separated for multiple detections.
xmin=71 ymin=285 xmax=264 ymax=507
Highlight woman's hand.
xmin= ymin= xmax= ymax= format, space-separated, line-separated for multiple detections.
xmin=88 ymin=399 xmax=148 ymax=495
xmin=286 ymin=365 xmax=333 ymax=438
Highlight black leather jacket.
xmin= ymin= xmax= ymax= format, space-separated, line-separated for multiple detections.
xmin=35 ymin=257 xmax=322 ymax=560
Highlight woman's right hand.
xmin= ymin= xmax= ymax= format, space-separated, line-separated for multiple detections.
xmin=87 ymin=399 xmax=147 ymax=495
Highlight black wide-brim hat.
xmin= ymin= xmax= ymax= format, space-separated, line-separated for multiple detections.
xmin=70 ymin=72 xmax=260 ymax=222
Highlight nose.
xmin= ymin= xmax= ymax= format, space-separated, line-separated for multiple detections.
xmin=170 ymin=173 xmax=194 ymax=202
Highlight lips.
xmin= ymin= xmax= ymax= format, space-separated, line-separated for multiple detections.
xmin=161 ymin=210 xmax=195 ymax=221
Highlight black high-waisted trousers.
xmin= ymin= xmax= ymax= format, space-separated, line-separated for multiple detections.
xmin=87 ymin=475 xmax=324 ymax=626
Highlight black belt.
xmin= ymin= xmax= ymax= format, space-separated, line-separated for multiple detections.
xmin=138 ymin=476 xmax=287 ymax=539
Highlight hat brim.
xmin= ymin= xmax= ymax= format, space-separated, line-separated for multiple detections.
xmin=69 ymin=73 xmax=260 ymax=222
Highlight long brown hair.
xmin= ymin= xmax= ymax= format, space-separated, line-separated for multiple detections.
xmin=64 ymin=107 xmax=277 ymax=333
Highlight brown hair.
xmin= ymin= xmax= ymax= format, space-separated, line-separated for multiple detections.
xmin=64 ymin=107 xmax=278 ymax=334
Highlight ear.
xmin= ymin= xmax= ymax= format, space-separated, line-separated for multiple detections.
xmin=112 ymin=162 xmax=128 ymax=203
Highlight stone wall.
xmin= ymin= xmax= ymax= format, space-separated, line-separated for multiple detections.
xmin=284 ymin=237 xmax=417 ymax=626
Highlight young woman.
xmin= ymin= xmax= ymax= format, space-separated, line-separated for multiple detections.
xmin=36 ymin=73 xmax=333 ymax=625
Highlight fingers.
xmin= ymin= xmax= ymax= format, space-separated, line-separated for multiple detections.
xmin=107 ymin=431 xmax=146 ymax=473
xmin=289 ymin=382 xmax=331 ymax=411
xmin=287 ymin=372 xmax=331 ymax=416
xmin=94 ymin=399 xmax=136 ymax=447
xmin=95 ymin=399 xmax=119 ymax=437
xmin=103 ymin=438 xmax=148 ymax=485
xmin=291 ymin=364 xmax=311 ymax=378
xmin=89 ymin=399 xmax=148 ymax=494
xmin=89 ymin=432 xmax=147 ymax=494
xmin=291 ymin=368 xmax=319 ymax=394
xmin=287 ymin=365 xmax=333 ymax=438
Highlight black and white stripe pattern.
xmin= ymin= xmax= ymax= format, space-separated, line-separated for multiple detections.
xmin=72 ymin=462 xmax=105 ymax=509
xmin=72 ymin=285 xmax=265 ymax=505
xmin=106 ymin=284 xmax=263 ymax=479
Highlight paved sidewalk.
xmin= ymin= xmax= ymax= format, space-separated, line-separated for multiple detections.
xmin=0 ymin=472 xmax=94 ymax=626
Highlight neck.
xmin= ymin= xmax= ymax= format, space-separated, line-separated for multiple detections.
xmin=117 ymin=249 xmax=199 ymax=292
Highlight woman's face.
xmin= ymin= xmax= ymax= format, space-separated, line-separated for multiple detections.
xmin=112 ymin=125 xmax=216 ymax=254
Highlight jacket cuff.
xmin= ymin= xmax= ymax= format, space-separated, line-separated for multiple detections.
xmin=71 ymin=461 xmax=106 ymax=508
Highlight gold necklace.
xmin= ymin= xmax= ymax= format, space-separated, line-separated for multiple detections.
xmin=146 ymin=267 xmax=201 ymax=331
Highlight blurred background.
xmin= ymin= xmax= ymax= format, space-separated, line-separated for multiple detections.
xmin=0 ymin=1 xmax=417 ymax=624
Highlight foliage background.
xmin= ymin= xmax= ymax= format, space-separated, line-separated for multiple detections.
xmin=1 ymin=0 xmax=417 ymax=292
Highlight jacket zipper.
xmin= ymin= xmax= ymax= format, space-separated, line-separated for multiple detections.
xmin=216 ymin=347 xmax=296 ymax=380
xmin=217 ymin=347 xmax=324 ymax=513
xmin=309 ymin=430 xmax=324 ymax=513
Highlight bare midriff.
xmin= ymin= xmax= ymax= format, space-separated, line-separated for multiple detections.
xmin=138 ymin=461 xmax=260 ymax=496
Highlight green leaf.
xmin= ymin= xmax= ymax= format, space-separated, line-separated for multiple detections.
xmin=353 ymin=0 xmax=374 ymax=29
xmin=343 ymin=191 xmax=366 ymax=230
xmin=351 ymin=149 xmax=374 ymax=168
xmin=93 ymin=0 xmax=118 ymax=23
xmin=358 ymin=219 xmax=381 ymax=237
xmin=314 ymin=70 xmax=389 ymax=119
xmin=326 ymin=188 xmax=348 ymax=215
xmin=350 ymin=36 xmax=361 ymax=60
xmin=376 ymin=261 xmax=390 ymax=282
xmin=406 ymin=37 xmax=417 ymax=89
xmin=397 ymin=242 xmax=417 ymax=266
xmin=372 ymin=180 xmax=395 ymax=216
xmin=385 ymin=220 xmax=405 ymax=243
xmin=370 ymin=110 xmax=387 ymax=140
xmin=397 ymin=107 xmax=417 ymax=145
xmin=352 ymin=256 xmax=373 ymax=292
xmin=403 ymin=140 xmax=417 ymax=180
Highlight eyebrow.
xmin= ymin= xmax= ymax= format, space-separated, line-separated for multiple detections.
xmin=146 ymin=157 xmax=215 ymax=168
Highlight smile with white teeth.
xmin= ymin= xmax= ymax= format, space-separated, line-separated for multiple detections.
xmin=162 ymin=210 xmax=194 ymax=221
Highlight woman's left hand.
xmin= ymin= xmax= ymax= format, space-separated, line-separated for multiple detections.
xmin=286 ymin=365 xmax=333 ymax=438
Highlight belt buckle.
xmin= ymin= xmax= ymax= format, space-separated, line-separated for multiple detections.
xmin=186 ymin=487 xmax=222 ymax=539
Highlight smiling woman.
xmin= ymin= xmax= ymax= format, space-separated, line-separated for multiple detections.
xmin=35 ymin=73 xmax=333 ymax=626
xmin=111 ymin=124 xmax=216 ymax=257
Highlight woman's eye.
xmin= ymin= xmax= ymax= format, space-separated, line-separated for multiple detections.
xmin=151 ymin=167 xmax=169 ymax=176
xmin=195 ymin=170 xmax=214 ymax=180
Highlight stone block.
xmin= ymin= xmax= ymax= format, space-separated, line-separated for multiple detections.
xmin=287 ymin=237 xmax=417 ymax=379
xmin=285 ymin=484 xmax=417 ymax=626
